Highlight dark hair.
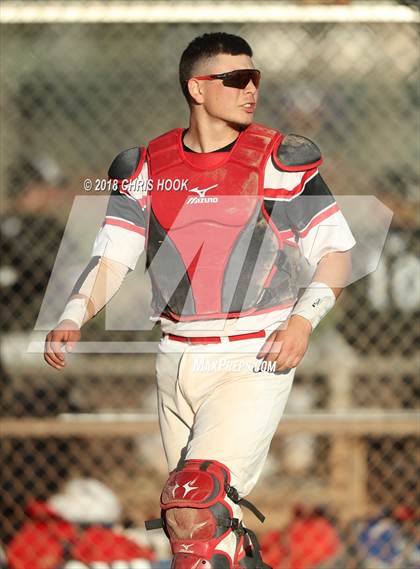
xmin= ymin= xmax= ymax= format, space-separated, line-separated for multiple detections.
xmin=179 ymin=32 xmax=253 ymax=104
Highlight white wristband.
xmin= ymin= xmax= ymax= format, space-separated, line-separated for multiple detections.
xmin=291 ymin=282 xmax=336 ymax=331
xmin=58 ymin=297 xmax=88 ymax=329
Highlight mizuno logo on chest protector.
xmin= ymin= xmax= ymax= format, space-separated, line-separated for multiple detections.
xmin=186 ymin=183 xmax=218 ymax=204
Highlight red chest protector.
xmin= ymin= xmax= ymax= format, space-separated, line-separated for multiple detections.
xmin=145 ymin=123 xmax=297 ymax=322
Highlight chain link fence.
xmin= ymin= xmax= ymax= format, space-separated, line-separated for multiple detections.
xmin=1 ymin=2 xmax=419 ymax=568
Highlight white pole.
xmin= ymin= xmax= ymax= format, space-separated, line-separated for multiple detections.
xmin=1 ymin=2 xmax=418 ymax=24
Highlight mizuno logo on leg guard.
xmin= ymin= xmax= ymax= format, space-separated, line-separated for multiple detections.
xmin=172 ymin=479 xmax=199 ymax=498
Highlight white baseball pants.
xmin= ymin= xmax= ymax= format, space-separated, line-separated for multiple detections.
xmin=155 ymin=333 xmax=295 ymax=498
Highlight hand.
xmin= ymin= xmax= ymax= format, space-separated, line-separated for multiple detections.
xmin=256 ymin=315 xmax=312 ymax=373
xmin=44 ymin=320 xmax=81 ymax=370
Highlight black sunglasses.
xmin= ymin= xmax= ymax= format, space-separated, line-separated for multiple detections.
xmin=193 ymin=69 xmax=261 ymax=89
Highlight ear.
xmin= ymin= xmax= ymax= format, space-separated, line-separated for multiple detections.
xmin=187 ymin=77 xmax=205 ymax=105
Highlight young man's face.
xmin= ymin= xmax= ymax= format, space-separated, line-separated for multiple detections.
xmin=189 ymin=53 xmax=259 ymax=126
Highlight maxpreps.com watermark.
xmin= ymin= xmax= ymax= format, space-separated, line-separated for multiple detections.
xmin=192 ymin=357 xmax=277 ymax=374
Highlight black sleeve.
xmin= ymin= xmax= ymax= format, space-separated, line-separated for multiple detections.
xmin=285 ymin=173 xmax=336 ymax=234
xmin=105 ymin=189 xmax=147 ymax=231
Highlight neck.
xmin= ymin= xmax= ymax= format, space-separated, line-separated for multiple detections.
xmin=184 ymin=112 xmax=243 ymax=153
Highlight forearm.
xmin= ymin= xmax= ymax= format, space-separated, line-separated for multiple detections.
xmin=290 ymin=250 xmax=352 ymax=331
xmin=58 ymin=256 xmax=130 ymax=328
xmin=311 ymin=250 xmax=352 ymax=299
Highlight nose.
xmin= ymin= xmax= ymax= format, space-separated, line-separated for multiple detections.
xmin=244 ymin=80 xmax=257 ymax=95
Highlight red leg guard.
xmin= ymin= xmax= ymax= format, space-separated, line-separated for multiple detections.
xmin=160 ymin=460 xmax=246 ymax=569
xmin=145 ymin=459 xmax=269 ymax=569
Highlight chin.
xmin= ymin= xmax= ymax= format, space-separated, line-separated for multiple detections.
xmin=242 ymin=114 xmax=254 ymax=125
xmin=226 ymin=114 xmax=254 ymax=130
